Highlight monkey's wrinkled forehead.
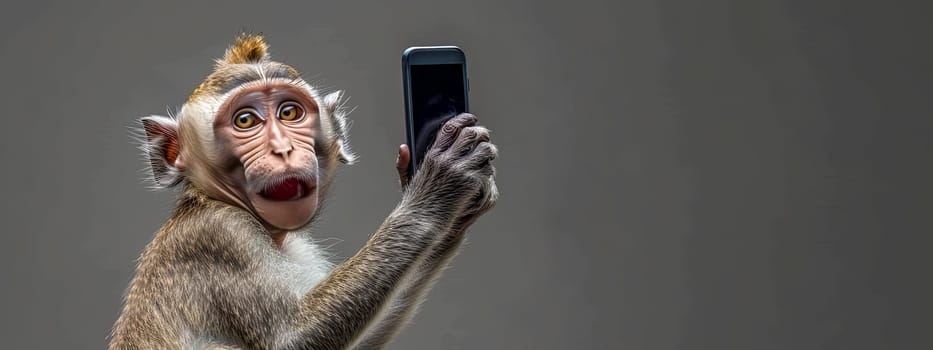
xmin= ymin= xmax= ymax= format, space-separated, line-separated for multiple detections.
xmin=188 ymin=62 xmax=301 ymax=102
xmin=186 ymin=34 xmax=304 ymax=103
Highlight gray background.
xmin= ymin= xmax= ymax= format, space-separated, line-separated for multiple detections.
xmin=0 ymin=0 xmax=930 ymax=349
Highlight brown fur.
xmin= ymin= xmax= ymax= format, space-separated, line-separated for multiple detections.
xmin=189 ymin=34 xmax=300 ymax=103
xmin=223 ymin=33 xmax=270 ymax=65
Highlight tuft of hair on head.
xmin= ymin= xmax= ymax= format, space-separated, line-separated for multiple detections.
xmin=221 ymin=33 xmax=270 ymax=65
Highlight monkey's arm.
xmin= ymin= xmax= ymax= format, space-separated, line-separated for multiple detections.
xmin=292 ymin=199 xmax=458 ymax=349
xmin=349 ymin=222 xmax=470 ymax=350
xmin=350 ymin=139 xmax=496 ymax=349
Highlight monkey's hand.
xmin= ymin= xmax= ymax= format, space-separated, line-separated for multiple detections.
xmin=399 ymin=113 xmax=498 ymax=227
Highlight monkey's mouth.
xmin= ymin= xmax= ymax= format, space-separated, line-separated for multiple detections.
xmin=258 ymin=177 xmax=315 ymax=201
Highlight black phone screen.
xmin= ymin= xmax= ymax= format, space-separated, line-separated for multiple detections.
xmin=410 ymin=63 xmax=467 ymax=171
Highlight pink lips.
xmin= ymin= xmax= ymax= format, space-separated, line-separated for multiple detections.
xmin=259 ymin=177 xmax=313 ymax=201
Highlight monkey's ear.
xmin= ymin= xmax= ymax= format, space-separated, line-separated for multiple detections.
xmin=140 ymin=115 xmax=184 ymax=189
xmin=323 ymin=90 xmax=357 ymax=165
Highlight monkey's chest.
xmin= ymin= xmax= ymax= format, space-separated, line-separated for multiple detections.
xmin=269 ymin=234 xmax=334 ymax=296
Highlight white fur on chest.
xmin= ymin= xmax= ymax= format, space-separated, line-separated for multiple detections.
xmin=274 ymin=233 xmax=334 ymax=297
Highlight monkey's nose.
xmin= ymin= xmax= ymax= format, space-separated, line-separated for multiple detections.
xmin=271 ymin=138 xmax=293 ymax=159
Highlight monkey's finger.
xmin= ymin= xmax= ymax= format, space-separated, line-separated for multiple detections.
xmin=461 ymin=142 xmax=498 ymax=173
xmin=450 ymin=126 xmax=490 ymax=157
xmin=431 ymin=113 xmax=477 ymax=153
xmin=396 ymin=144 xmax=411 ymax=190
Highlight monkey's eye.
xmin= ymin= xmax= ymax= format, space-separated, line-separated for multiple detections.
xmin=278 ymin=102 xmax=304 ymax=122
xmin=233 ymin=110 xmax=260 ymax=130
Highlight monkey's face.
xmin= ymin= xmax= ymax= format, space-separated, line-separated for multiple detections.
xmin=213 ymin=82 xmax=323 ymax=230
xmin=138 ymin=34 xmax=356 ymax=234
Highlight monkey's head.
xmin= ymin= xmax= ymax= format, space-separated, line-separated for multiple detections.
xmin=139 ymin=34 xmax=355 ymax=231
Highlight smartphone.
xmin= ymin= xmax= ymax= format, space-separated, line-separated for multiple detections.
xmin=402 ymin=46 xmax=470 ymax=177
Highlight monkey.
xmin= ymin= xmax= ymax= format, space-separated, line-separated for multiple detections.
xmin=108 ymin=34 xmax=498 ymax=350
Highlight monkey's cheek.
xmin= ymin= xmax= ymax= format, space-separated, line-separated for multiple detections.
xmin=249 ymin=191 xmax=319 ymax=231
